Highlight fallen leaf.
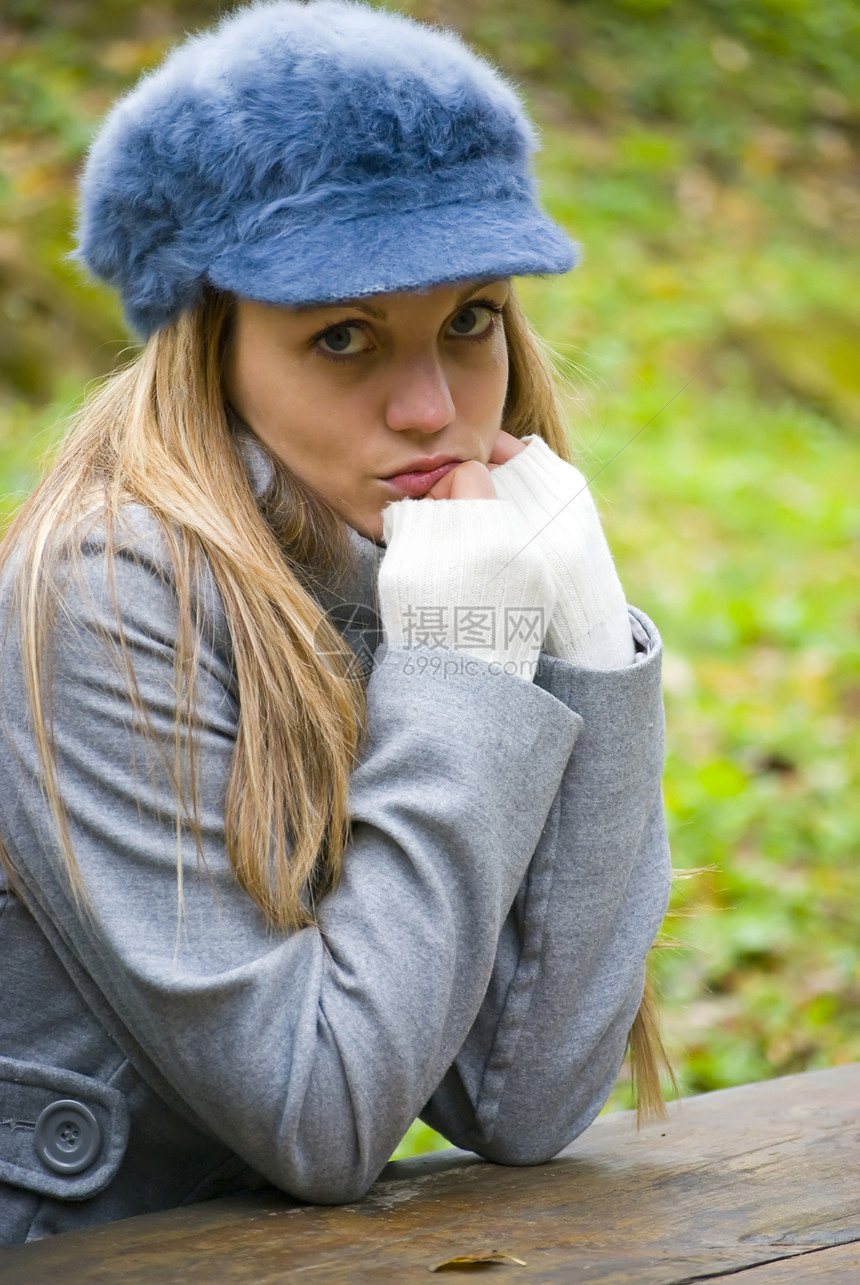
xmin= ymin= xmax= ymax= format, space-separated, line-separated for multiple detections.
xmin=430 ymin=1250 xmax=527 ymax=1272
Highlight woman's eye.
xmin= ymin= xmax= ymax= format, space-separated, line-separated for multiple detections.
xmin=447 ymin=306 xmax=495 ymax=338
xmin=317 ymin=324 xmax=369 ymax=356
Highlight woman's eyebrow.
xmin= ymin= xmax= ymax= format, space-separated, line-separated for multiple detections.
xmin=456 ymin=278 xmax=501 ymax=299
xmin=293 ymin=298 xmax=386 ymax=319
xmin=294 ymin=280 xmax=504 ymax=322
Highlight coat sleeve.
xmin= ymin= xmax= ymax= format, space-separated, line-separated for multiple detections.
xmin=0 ymin=519 xmax=581 ymax=1205
xmin=422 ymin=608 xmax=671 ymax=1161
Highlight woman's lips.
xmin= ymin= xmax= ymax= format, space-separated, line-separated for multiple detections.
xmin=381 ymin=460 xmax=461 ymax=497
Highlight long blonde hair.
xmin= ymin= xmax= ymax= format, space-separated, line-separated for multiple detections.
xmin=0 ymin=284 xmax=671 ymax=1116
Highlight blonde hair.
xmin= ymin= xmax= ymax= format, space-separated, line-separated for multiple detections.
xmin=0 ymin=284 xmax=671 ymax=1117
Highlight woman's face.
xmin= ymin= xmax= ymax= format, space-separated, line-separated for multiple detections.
xmin=223 ymin=279 xmax=511 ymax=541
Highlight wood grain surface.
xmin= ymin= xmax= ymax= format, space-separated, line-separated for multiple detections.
xmin=728 ymin=1243 xmax=860 ymax=1280
xmin=2 ymin=1064 xmax=858 ymax=1283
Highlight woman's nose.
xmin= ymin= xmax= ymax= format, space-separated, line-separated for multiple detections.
xmin=384 ymin=358 xmax=456 ymax=434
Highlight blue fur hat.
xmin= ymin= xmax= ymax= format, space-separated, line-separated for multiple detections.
xmin=76 ymin=0 xmax=577 ymax=338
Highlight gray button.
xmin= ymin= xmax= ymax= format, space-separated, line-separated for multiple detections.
xmin=34 ymin=1099 xmax=102 ymax=1175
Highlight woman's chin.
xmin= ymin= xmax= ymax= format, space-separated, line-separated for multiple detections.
xmin=343 ymin=510 xmax=386 ymax=545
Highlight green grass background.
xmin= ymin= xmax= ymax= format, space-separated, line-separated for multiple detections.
xmin=2 ymin=0 xmax=858 ymax=1160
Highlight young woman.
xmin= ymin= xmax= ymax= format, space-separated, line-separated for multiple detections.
xmin=0 ymin=0 xmax=671 ymax=1243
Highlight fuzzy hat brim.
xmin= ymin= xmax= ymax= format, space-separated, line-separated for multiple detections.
xmin=208 ymin=198 xmax=577 ymax=307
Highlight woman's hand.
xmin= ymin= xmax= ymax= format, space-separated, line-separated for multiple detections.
xmin=378 ymin=429 xmax=556 ymax=679
xmin=487 ymin=429 xmax=528 ymax=469
xmin=426 ymin=458 xmax=494 ymax=499
xmin=424 ymin=430 xmax=527 ymax=499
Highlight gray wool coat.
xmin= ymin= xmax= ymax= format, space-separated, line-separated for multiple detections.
xmin=0 ymin=443 xmax=671 ymax=1245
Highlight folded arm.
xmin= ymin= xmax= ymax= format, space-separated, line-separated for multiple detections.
xmin=423 ymin=610 xmax=671 ymax=1161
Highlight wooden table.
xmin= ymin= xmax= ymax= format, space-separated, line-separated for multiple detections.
xmin=2 ymin=1064 xmax=858 ymax=1283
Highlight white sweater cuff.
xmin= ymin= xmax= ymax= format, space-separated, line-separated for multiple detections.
xmin=378 ymin=497 xmax=556 ymax=680
xmin=491 ymin=436 xmax=635 ymax=670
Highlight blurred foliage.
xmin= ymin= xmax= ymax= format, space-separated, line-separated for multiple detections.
xmin=1 ymin=0 xmax=858 ymax=1162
